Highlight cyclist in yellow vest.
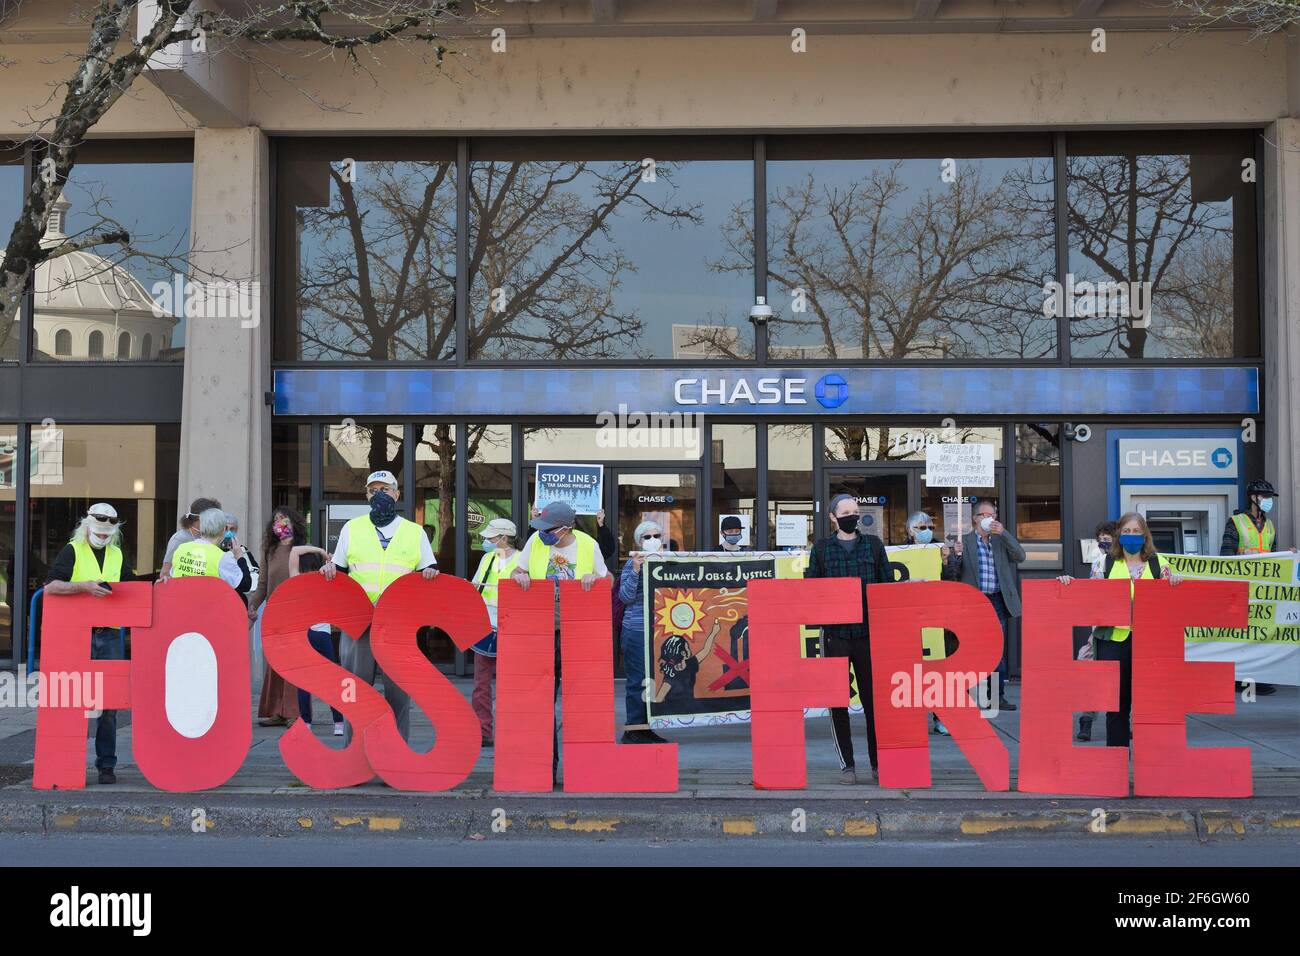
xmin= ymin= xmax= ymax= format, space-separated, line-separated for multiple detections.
xmin=43 ymin=503 xmax=138 ymax=785
xmin=469 ymin=518 xmax=520 ymax=748
xmin=509 ymin=501 xmax=610 ymax=786
xmin=1058 ymin=511 xmax=1183 ymax=748
xmin=169 ymin=508 xmax=246 ymax=588
xmin=1219 ymin=479 xmax=1294 ymax=695
xmin=320 ymin=469 xmax=437 ymax=745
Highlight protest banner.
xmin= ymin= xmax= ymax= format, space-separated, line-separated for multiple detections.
xmin=534 ymin=462 xmax=603 ymax=514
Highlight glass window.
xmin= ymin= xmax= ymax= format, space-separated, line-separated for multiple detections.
xmin=465 ymin=424 xmax=514 ymax=571
xmin=0 ymin=146 xmax=21 ymax=361
xmin=766 ymin=135 xmax=1056 ymax=360
xmin=523 ymin=423 xmax=702 ymax=463
xmin=711 ymin=424 xmax=756 ymax=548
xmin=824 ymin=424 xmax=1004 ymax=463
xmin=415 ymin=424 xmax=457 ymax=669
xmin=469 ymin=138 xmax=754 ymax=360
xmin=1066 ymin=132 xmax=1259 ymax=359
xmin=322 ymin=423 xmax=403 ymax=500
xmin=26 ymin=425 xmax=181 ymax=633
xmin=32 ymin=142 xmax=192 ymax=363
xmin=117 ymin=331 xmax=131 ymax=359
xmin=1015 ymin=423 xmax=1061 ymax=541
xmin=275 ymin=140 xmax=457 ymax=361
xmin=271 ymin=423 xmax=312 ymax=541
xmin=767 ymin=424 xmax=813 ymax=549
xmin=0 ymin=428 xmax=16 ymax=659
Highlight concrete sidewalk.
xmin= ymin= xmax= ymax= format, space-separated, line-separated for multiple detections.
xmin=0 ymin=678 xmax=1297 ymax=840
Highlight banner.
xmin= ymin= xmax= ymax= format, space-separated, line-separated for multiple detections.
xmin=1160 ymin=551 xmax=1300 ymax=686
xmin=534 ymin=462 xmax=603 ymax=514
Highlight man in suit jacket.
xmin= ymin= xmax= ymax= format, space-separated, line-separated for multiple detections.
xmin=942 ymin=499 xmax=1025 ymax=711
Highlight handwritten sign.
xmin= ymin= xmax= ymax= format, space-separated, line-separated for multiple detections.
xmin=924 ymin=443 xmax=994 ymax=488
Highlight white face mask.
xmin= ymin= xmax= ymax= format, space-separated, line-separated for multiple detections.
xmin=979 ymin=516 xmax=995 ymax=533
xmin=641 ymin=537 xmax=663 ymax=553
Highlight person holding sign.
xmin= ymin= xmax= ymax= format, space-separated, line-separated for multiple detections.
xmin=470 ymin=518 xmax=520 ymax=747
xmin=906 ymin=510 xmax=953 ymax=737
xmin=618 ymin=521 xmax=670 ymax=745
xmin=1057 ymin=512 xmax=1182 ymax=748
xmin=942 ymin=500 xmax=1024 ymax=711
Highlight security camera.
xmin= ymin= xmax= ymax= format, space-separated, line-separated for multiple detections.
xmin=1064 ymin=423 xmax=1092 ymax=443
xmin=749 ymin=296 xmax=773 ymax=324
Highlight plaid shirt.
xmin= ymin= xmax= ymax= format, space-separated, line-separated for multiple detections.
xmin=975 ymin=534 xmax=999 ymax=593
xmin=803 ymin=533 xmax=894 ymax=640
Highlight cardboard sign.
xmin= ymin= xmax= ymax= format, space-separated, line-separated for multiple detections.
xmin=924 ymin=443 xmax=994 ymax=488
xmin=534 ymin=462 xmax=604 ymax=514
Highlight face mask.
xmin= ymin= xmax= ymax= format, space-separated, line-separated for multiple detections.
xmin=914 ymin=528 xmax=933 ymax=545
xmin=1259 ymin=497 xmax=1274 ymax=514
xmin=1119 ymin=533 xmax=1145 ymax=555
xmin=1098 ymin=539 xmax=1113 ymax=552
xmin=836 ymin=514 xmax=859 ymax=534
xmin=979 ymin=517 xmax=995 ymax=533
xmin=481 ymin=538 xmax=497 ymax=551
xmin=368 ymin=491 xmax=397 ymax=526
xmin=274 ymin=522 xmax=294 ymax=541
xmin=723 ymin=533 xmax=742 ymax=545
xmin=642 ymin=538 xmax=663 ymax=553
xmin=88 ymin=528 xmax=113 ymax=549
xmin=539 ymin=529 xmax=561 ymax=546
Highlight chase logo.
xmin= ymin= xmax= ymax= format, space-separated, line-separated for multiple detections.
xmin=1212 ymin=447 xmax=1233 ymax=469
xmin=815 ymin=374 xmax=849 ymax=409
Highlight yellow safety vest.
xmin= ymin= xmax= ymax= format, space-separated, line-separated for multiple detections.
xmin=172 ymin=540 xmax=225 ymax=578
xmin=344 ymin=515 xmax=425 ymax=604
xmin=1103 ymin=553 xmax=1166 ymax=643
xmin=525 ymin=529 xmax=597 ymax=580
xmin=1231 ymin=512 xmax=1275 ymax=555
xmin=71 ymin=539 xmax=122 ymax=584
xmin=472 ymin=549 xmax=521 ymax=607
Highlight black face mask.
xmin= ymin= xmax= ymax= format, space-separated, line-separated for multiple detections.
xmin=369 ymin=491 xmax=397 ymax=526
xmin=836 ymin=514 xmax=860 ymax=534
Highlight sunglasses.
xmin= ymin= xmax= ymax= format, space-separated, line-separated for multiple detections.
xmin=89 ymin=514 xmax=121 ymax=525
xmin=914 ymin=524 xmax=935 ymax=531
xmin=642 ymin=533 xmax=662 ymax=541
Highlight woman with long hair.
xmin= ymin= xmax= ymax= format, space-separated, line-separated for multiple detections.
xmin=248 ymin=506 xmax=309 ymax=726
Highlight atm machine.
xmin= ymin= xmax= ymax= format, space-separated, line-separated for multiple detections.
xmin=1136 ymin=499 xmax=1222 ymax=556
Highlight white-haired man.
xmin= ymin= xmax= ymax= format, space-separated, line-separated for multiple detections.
xmin=321 ymin=469 xmax=438 ymax=745
xmin=44 ymin=503 xmax=137 ymax=785
xmin=169 ymin=507 xmax=246 ymax=588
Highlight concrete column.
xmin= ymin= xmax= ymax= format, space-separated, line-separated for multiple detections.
xmin=1262 ymin=119 xmax=1300 ymax=548
xmin=178 ymin=127 xmax=271 ymax=546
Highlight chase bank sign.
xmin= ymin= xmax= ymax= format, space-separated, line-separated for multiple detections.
xmin=672 ymin=373 xmax=849 ymax=409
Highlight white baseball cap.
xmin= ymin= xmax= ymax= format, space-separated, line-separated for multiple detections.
xmin=365 ymin=470 xmax=398 ymax=489
xmin=480 ymin=518 xmax=517 ymax=539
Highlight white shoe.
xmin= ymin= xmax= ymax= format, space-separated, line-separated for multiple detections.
xmin=333 ymin=721 xmax=345 ymax=737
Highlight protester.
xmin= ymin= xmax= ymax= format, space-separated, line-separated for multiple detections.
xmin=248 ymin=507 xmax=309 ymax=728
xmin=158 ymin=496 xmax=221 ymax=582
xmin=1058 ymin=512 xmax=1182 ymax=748
xmin=289 ymin=545 xmax=344 ymax=736
xmin=618 ymin=520 xmax=669 ymax=744
xmin=510 ymin=501 xmax=609 ymax=786
xmin=942 ymin=499 xmax=1024 ymax=712
xmin=718 ymin=515 xmax=745 ymax=552
xmin=169 ymin=507 xmax=247 ymax=588
xmin=905 ymin=510 xmax=953 ymax=736
xmin=322 ymin=470 xmax=438 ymax=747
xmin=223 ymin=512 xmax=260 ymax=605
xmin=43 ymin=504 xmax=136 ymax=785
xmin=804 ymin=492 xmax=895 ymax=784
xmin=1220 ymin=478 xmax=1296 ymax=696
xmin=469 ymin=518 xmax=520 ymax=748
xmin=1076 ymin=520 xmax=1117 ymax=741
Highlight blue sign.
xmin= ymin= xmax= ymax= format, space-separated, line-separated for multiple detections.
xmin=1212 ymin=447 xmax=1233 ymax=469
xmin=535 ymin=462 xmax=604 ymax=515
xmin=274 ymin=366 xmax=1260 ymax=417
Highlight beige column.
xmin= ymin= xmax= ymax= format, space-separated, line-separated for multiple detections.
xmin=178 ymin=127 xmax=272 ymax=547
xmin=1263 ymin=118 xmax=1300 ymax=548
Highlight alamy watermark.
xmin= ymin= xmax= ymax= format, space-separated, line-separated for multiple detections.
xmin=150 ymin=274 xmax=260 ymax=329
xmin=889 ymin=664 xmax=1001 ymax=718
xmin=0 ymin=669 xmax=104 ymax=715
xmin=595 ymin=405 xmax=702 ymax=456
xmin=1042 ymin=274 xmax=1153 ymax=328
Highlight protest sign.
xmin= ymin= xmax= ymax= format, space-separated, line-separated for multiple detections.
xmin=534 ymin=462 xmax=603 ymax=514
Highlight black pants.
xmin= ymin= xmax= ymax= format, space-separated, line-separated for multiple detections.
xmin=825 ymin=635 xmax=877 ymax=772
xmin=1094 ymin=637 xmax=1132 ymax=748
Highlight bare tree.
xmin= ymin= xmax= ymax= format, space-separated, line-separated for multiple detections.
xmin=0 ymin=0 xmax=469 ymax=355
xmin=1162 ymin=0 xmax=1300 ymax=37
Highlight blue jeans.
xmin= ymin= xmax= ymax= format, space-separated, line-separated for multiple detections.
xmin=985 ymin=592 xmax=1011 ymax=693
xmin=90 ymin=629 xmax=123 ymax=770
xmin=620 ymin=623 xmax=647 ymax=727
xmin=298 ymin=629 xmax=344 ymax=724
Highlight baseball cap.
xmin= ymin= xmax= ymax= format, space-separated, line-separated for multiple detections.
xmin=720 ymin=515 xmax=743 ymax=531
xmin=530 ymin=501 xmax=576 ymax=531
xmin=365 ymin=470 xmax=398 ymax=489
xmin=480 ymin=518 xmax=518 ymax=538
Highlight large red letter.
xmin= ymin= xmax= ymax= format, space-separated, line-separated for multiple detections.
xmin=559 ymin=579 xmax=677 ymax=793
xmin=493 ymin=579 xmax=557 ymax=791
xmin=261 ymin=573 xmax=382 ymax=788
xmin=130 ymin=579 xmax=251 ymax=792
xmin=867 ymin=581 xmax=1009 ymax=791
xmin=1132 ymin=579 xmax=1250 ymax=797
xmin=33 ymin=583 xmax=151 ymax=790
xmin=1018 ymin=579 xmax=1131 ymax=796
xmin=748 ymin=578 xmax=858 ymax=790
xmin=364 ymin=574 xmax=486 ymax=791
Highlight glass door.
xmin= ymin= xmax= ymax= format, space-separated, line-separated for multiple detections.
xmin=823 ymin=468 xmax=915 ymax=546
xmin=610 ymin=469 xmax=700 ymax=561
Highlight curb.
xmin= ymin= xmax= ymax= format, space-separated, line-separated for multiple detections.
xmin=3 ymin=798 xmax=1297 ymax=841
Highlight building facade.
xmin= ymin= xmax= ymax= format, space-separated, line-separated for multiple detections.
xmin=0 ymin=1 xmax=1296 ymax=675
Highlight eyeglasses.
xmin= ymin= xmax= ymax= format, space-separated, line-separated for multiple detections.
xmin=89 ymin=514 xmax=121 ymax=524
xmin=642 ymin=533 xmax=662 ymax=541
xmin=914 ymin=525 xmax=935 ymax=531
